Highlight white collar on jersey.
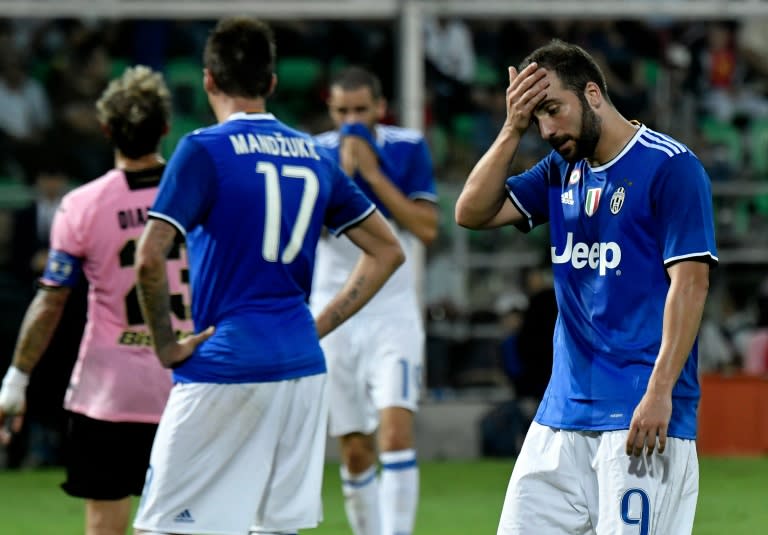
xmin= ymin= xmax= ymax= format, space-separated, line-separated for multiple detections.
xmin=590 ymin=124 xmax=645 ymax=172
xmin=227 ymin=111 xmax=276 ymax=122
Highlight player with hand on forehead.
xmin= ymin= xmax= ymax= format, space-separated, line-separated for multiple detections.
xmin=456 ymin=40 xmax=717 ymax=535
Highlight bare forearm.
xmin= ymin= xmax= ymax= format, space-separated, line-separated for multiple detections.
xmin=137 ymin=259 xmax=176 ymax=362
xmin=315 ymin=247 xmax=404 ymax=338
xmin=455 ymin=127 xmax=522 ymax=228
xmin=648 ymin=270 xmax=709 ymax=395
xmin=12 ymin=289 xmax=69 ymax=373
xmin=315 ymin=269 xmax=369 ymax=338
xmin=363 ymin=171 xmax=438 ymax=245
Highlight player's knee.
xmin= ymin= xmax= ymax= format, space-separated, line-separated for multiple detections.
xmin=378 ymin=425 xmax=413 ymax=451
xmin=343 ymin=447 xmax=377 ymax=473
xmin=341 ymin=434 xmax=377 ymax=472
xmin=378 ymin=407 xmax=414 ymax=451
xmin=86 ymin=499 xmax=131 ymax=535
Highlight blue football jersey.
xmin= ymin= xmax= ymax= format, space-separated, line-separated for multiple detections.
xmin=507 ymin=125 xmax=718 ymax=439
xmin=149 ymin=112 xmax=375 ymax=383
xmin=311 ymin=123 xmax=438 ymax=315
xmin=314 ymin=123 xmax=438 ymax=215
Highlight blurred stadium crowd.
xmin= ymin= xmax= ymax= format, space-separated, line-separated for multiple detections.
xmin=1 ymin=16 xmax=768 ymax=465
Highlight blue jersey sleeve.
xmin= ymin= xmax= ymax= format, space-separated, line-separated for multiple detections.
xmin=402 ymin=139 xmax=437 ymax=202
xmin=505 ymin=154 xmax=552 ymax=232
xmin=149 ymin=135 xmax=217 ymax=235
xmin=340 ymin=122 xmax=397 ymax=180
xmin=651 ymin=153 xmax=718 ymax=266
xmin=324 ymin=164 xmax=376 ymax=235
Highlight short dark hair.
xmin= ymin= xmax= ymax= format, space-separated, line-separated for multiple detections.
xmin=330 ymin=66 xmax=383 ymax=100
xmin=520 ymin=40 xmax=610 ymax=104
xmin=204 ymin=17 xmax=275 ymax=99
xmin=96 ymin=65 xmax=171 ymax=159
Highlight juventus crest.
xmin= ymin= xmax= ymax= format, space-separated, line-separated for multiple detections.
xmin=610 ymin=187 xmax=626 ymax=215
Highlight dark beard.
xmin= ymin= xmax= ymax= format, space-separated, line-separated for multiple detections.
xmin=574 ymin=95 xmax=601 ymax=161
xmin=550 ymin=95 xmax=602 ymax=163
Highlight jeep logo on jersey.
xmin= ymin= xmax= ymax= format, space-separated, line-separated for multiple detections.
xmin=585 ymin=187 xmax=602 ymax=216
xmin=610 ymin=187 xmax=626 ymax=214
xmin=551 ymin=232 xmax=622 ymax=275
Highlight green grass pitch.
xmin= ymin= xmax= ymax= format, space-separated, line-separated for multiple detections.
xmin=0 ymin=458 xmax=766 ymax=534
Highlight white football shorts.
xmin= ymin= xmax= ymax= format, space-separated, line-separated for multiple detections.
xmin=497 ymin=421 xmax=698 ymax=535
xmin=321 ymin=313 xmax=424 ymax=437
xmin=133 ymin=374 xmax=328 ymax=535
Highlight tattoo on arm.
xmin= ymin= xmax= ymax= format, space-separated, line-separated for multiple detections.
xmin=136 ymin=221 xmax=178 ymax=361
xmin=13 ymin=288 xmax=70 ymax=373
xmin=137 ymin=261 xmax=176 ymax=356
xmin=328 ymin=275 xmax=365 ymax=330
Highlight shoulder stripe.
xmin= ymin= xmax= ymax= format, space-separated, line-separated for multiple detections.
xmin=637 ymin=136 xmax=675 ymax=157
xmin=314 ymin=131 xmax=339 ymax=148
xmin=652 ymin=130 xmax=688 ymax=153
xmin=642 ymin=131 xmax=686 ymax=155
xmin=379 ymin=126 xmax=423 ymax=144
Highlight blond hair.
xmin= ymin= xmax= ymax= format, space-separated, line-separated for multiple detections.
xmin=96 ymin=65 xmax=172 ymax=158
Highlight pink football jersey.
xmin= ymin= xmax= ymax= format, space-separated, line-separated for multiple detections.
xmin=42 ymin=168 xmax=193 ymax=423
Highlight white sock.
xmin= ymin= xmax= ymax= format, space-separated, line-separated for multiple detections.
xmin=340 ymin=464 xmax=382 ymax=535
xmin=379 ymin=449 xmax=419 ymax=535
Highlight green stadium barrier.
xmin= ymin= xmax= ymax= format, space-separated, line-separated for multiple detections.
xmin=165 ymin=57 xmax=208 ymax=117
xmin=0 ymin=177 xmax=33 ymax=210
xmin=699 ymin=116 xmax=743 ymax=168
xmin=474 ymin=56 xmax=499 ymax=87
xmin=109 ymin=56 xmax=130 ymax=79
xmin=276 ymin=56 xmax=323 ymax=94
xmin=750 ymin=118 xmax=768 ymax=178
xmin=161 ymin=114 xmax=201 ymax=158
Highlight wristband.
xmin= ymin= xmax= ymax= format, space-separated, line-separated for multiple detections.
xmin=0 ymin=366 xmax=29 ymax=414
xmin=1 ymin=366 xmax=29 ymax=389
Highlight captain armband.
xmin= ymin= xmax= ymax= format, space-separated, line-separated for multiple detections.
xmin=40 ymin=249 xmax=83 ymax=288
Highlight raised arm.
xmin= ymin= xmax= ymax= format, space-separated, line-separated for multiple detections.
xmin=347 ymin=137 xmax=439 ymax=246
xmin=314 ymin=211 xmax=405 ymax=338
xmin=455 ymin=63 xmax=549 ymax=229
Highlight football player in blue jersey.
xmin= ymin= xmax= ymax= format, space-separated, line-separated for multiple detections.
xmin=311 ymin=66 xmax=438 ymax=535
xmin=132 ymin=18 xmax=404 ymax=535
xmin=456 ymin=40 xmax=717 ymax=535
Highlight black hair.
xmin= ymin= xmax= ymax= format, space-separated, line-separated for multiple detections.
xmin=204 ymin=17 xmax=276 ymax=99
xmin=330 ymin=66 xmax=383 ymax=100
xmin=520 ymin=39 xmax=611 ymax=104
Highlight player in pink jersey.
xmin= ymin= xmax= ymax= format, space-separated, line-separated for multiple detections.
xmin=0 ymin=65 xmax=201 ymax=535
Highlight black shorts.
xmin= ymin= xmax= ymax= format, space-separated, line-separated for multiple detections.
xmin=61 ymin=411 xmax=158 ymax=500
